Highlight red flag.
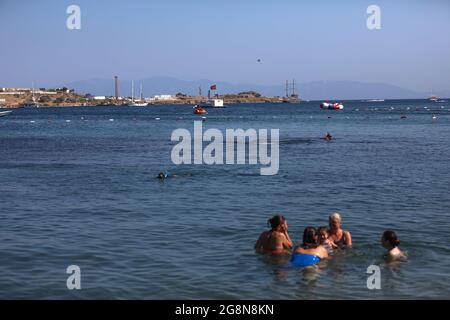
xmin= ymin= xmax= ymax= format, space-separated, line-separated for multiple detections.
xmin=210 ymin=84 xmax=217 ymax=90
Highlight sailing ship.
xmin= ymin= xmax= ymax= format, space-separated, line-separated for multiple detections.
xmin=282 ymin=79 xmax=300 ymax=103
xmin=429 ymin=89 xmax=438 ymax=102
xmin=23 ymin=82 xmax=40 ymax=107
xmin=129 ymin=81 xmax=149 ymax=106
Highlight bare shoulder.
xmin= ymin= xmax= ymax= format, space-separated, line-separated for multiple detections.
xmin=258 ymin=230 xmax=270 ymax=238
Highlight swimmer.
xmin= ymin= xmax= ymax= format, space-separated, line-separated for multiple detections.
xmin=318 ymin=226 xmax=338 ymax=252
xmin=322 ymin=132 xmax=333 ymax=141
xmin=381 ymin=230 xmax=405 ymax=261
xmin=255 ymin=215 xmax=293 ymax=255
xmin=327 ymin=212 xmax=352 ymax=248
xmin=157 ymin=171 xmax=176 ymax=180
xmin=290 ymin=227 xmax=328 ymax=267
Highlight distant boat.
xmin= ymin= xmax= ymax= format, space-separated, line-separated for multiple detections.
xmin=320 ymin=102 xmax=344 ymax=110
xmin=282 ymin=79 xmax=300 ymax=103
xmin=206 ymin=99 xmax=224 ymax=108
xmin=129 ymin=81 xmax=149 ymax=106
xmin=429 ymin=96 xmax=438 ymax=102
xmin=368 ymin=99 xmax=385 ymax=102
xmin=429 ymin=89 xmax=438 ymax=102
xmin=24 ymin=82 xmax=40 ymax=108
xmin=194 ymin=105 xmax=208 ymax=114
xmin=0 ymin=110 xmax=12 ymax=117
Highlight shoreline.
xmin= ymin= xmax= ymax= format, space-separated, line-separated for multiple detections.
xmin=0 ymin=89 xmax=297 ymax=108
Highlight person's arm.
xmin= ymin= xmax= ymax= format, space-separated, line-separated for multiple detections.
xmin=344 ymin=231 xmax=352 ymax=247
xmin=328 ymin=240 xmax=338 ymax=249
xmin=281 ymin=225 xmax=293 ymax=249
xmin=283 ymin=232 xmax=293 ymax=249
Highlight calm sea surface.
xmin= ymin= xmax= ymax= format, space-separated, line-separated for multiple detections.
xmin=0 ymin=100 xmax=449 ymax=299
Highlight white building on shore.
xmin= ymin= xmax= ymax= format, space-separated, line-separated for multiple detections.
xmin=147 ymin=94 xmax=175 ymax=102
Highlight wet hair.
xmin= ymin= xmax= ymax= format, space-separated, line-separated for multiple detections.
xmin=383 ymin=230 xmax=400 ymax=248
xmin=268 ymin=215 xmax=285 ymax=229
xmin=318 ymin=226 xmax=329 ymax=235
xmin=302 ymin=227 xmax=319 ymax=249
xmin=329 ymin=212 xmax=342 ymax=222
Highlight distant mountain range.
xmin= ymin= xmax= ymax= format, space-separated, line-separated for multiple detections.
xmin=63 ymin=77 xmax=449 ymax=100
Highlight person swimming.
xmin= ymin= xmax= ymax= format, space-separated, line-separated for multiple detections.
xmin=291 ymin=227 xmax=328 ymax=267
xmin=157 ymin=171 xmax=176 ymax=180
xmin=327 ymin=212 xmax=352 ymax=248
xmin=318 ymin=226 xmax=338 ymax=252
xmin=381 ymin=230 xmax=405 ymax=261
xmin=322 ymin=132 xmax=333 ymax=141
xmin=255 ymin=215 xmax=293 ymax=255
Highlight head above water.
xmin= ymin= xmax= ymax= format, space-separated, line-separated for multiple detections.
xmin=268 ymin=215 xmax=286 ymax=231
xmin=318 ymin=226 xmax=329 ymax=239
xmin=158 ymin=172 xmax=165 ymax=179
xmin=329 ymin=212 xmax=342 ymax=231
xmin=303 ymin=227 xmax=319 ymax=248
xmin=382 ymin=230 xmax=400 ymax=249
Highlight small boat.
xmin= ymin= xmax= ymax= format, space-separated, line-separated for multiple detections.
xmin=429 ymin=96 xmax=438 ymax=102
xmin=0 ymin=110 xmax=12 ymax=117
xmin=129 ymin=81 xmax=149 ymax=106
xmin=193 ymin=105 xmax=208 ymax=115
xmin=129 ymin=102 xmax=149 ymax=106
xmin=24 ymin=82 xmax=41 ymax=107
xmin=320 ymin=102 xmax=344 ymax=110
xmin=210 ymin=99 xmax=224 ymax=108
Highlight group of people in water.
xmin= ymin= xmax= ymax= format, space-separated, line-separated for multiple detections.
xmin=255 ymin=212 xmax=404 ymax=267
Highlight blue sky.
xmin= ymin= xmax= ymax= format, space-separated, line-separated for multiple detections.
xmin=1 ymin=0 xmax=449 ymax=92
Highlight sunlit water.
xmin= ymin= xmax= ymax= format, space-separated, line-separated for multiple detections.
xmin=0 ymin=100 xmax=449 ymax=299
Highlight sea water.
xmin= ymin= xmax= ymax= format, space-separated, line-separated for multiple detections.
xmin=0 ymin=100 xmax=449 ymax=299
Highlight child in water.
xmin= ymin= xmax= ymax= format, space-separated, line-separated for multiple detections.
xmin=318 ymin=226 xmax=338 ymax=252
xmin=381 ymin=230 xmax=405 ymax=260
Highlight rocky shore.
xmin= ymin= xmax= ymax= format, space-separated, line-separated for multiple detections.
xmin=0 ymin=90 xmax=290 ymax=108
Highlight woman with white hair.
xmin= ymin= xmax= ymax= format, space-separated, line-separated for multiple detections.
xmin=327 ymin=212 xmax=352 ymax=248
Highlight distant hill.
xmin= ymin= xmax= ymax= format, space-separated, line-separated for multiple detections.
xmin=63 ymin=77 xmax=443 ymax=100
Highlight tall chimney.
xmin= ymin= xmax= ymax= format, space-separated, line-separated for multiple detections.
xmin=114 ymin=76 xmax=119 ymax=99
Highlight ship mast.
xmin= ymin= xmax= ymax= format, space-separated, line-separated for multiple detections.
xmin=31 ymin=82 xmax=36 ymax=102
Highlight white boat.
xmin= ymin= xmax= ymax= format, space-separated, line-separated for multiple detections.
xmin=320 ymin=102 xmax=344 ymax=110
xmin=24 ymin=82 xmax=40 ymax=107
xmin=208 ymin=99 xmax=224 ymax=107
xmin=429 ymin=89 xmax=438 ymax=102
xmin=130 ymin=102 xmax=148 ymax=106
xmin=429 ymin=96 xmax=438 ymax=102
xmin=0 ymin=111 xmax=12 ymax=117
xmin=129 ymin=80 xmax=149 ymax=106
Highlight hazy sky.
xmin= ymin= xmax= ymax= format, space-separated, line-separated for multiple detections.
xmin=1 ymin=0 xmax=449 ymax=92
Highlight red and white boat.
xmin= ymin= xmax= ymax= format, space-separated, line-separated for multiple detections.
xmin=320 ymin=102 xmax=344 ymax=110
